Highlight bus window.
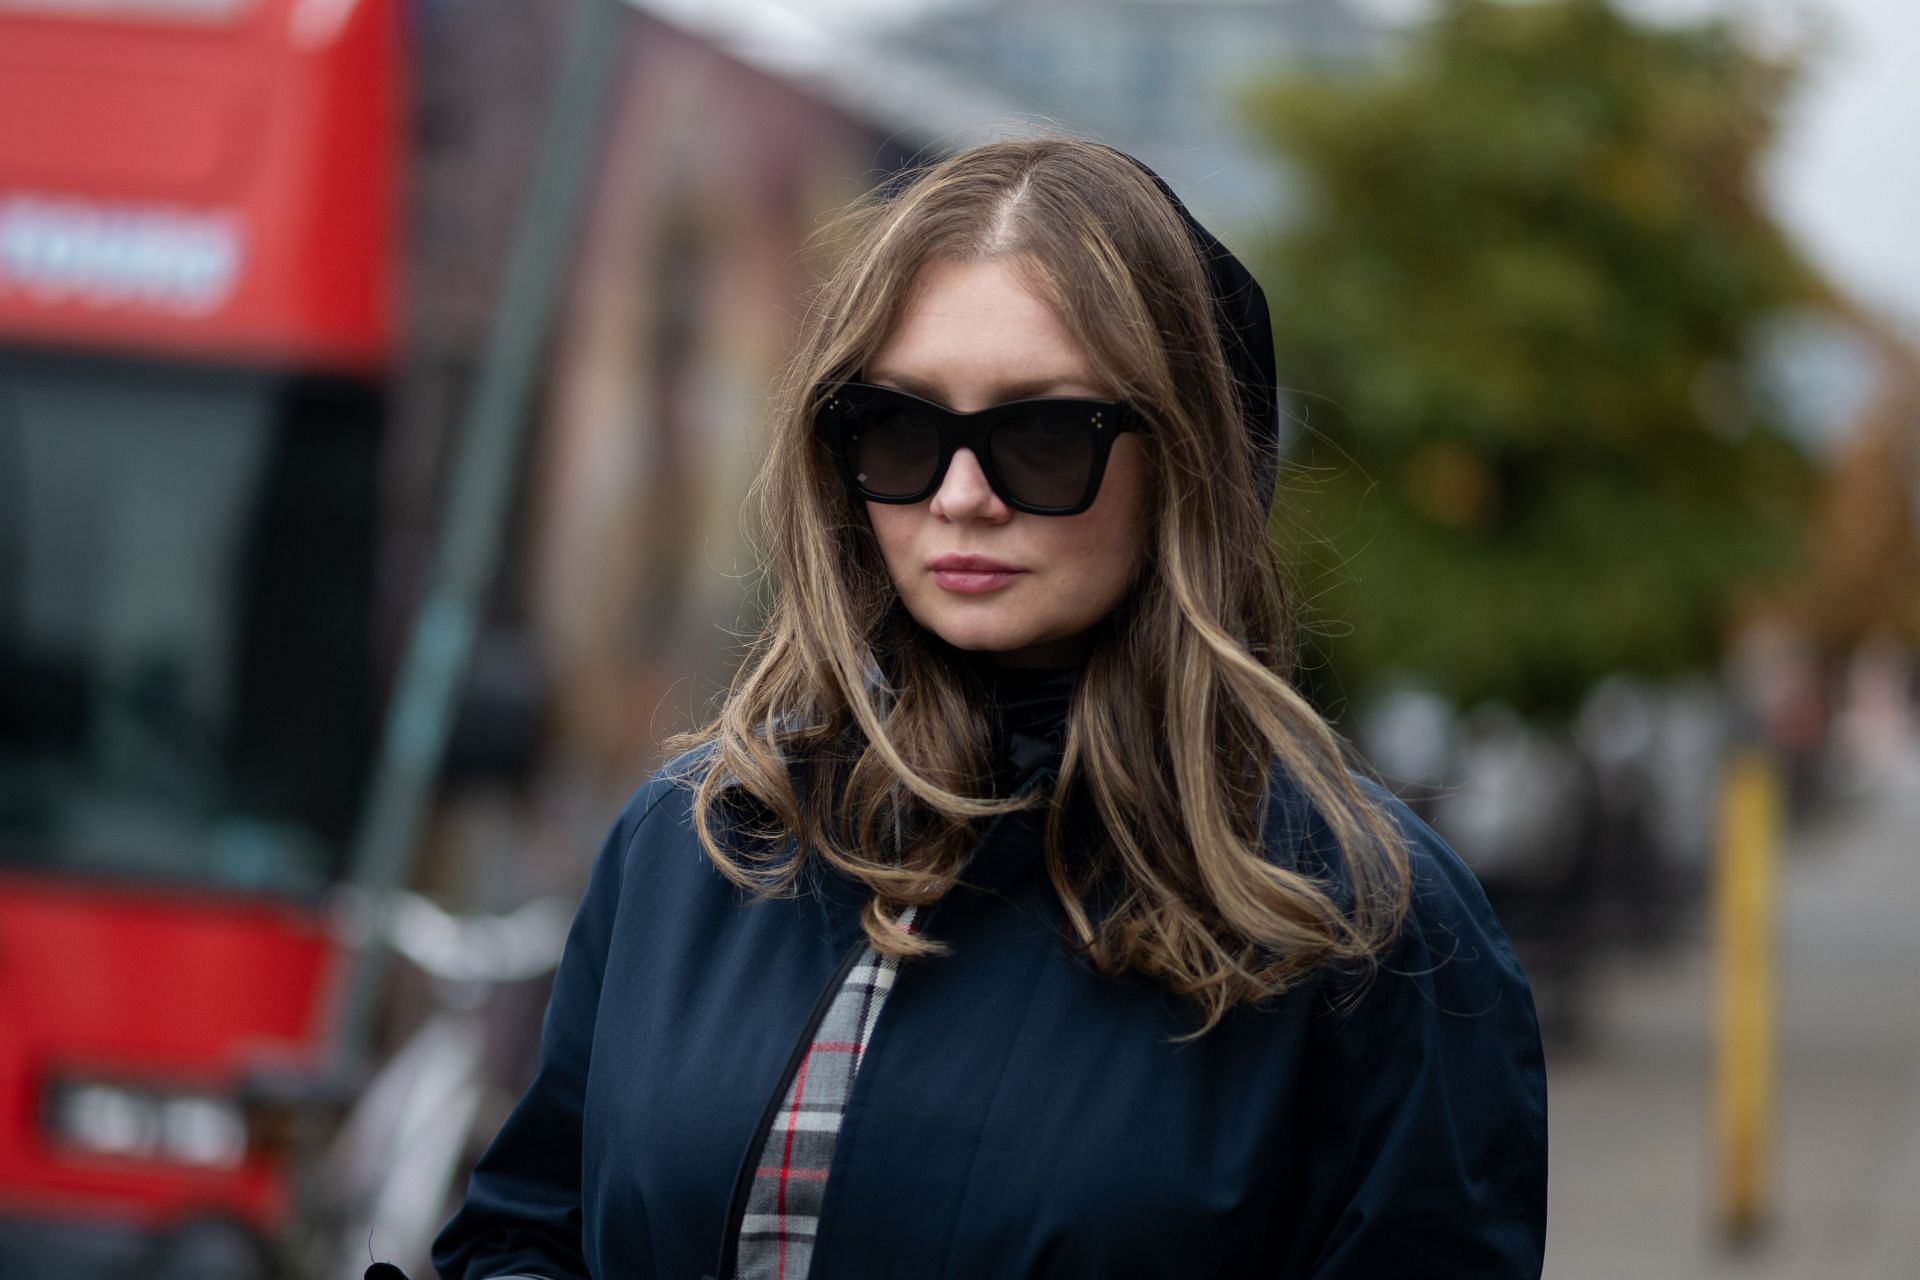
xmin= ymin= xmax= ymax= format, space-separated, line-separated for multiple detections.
xmin=0 ymin=356 xmax=378 ymax=896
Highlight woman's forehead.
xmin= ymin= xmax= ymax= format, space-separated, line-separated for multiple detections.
xmin=867 ymin=257 xmax=1107 ymax=405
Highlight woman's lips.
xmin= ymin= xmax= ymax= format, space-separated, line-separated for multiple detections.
xmin=928 ymin=555 xmax=1027 ymax=594
xmin=932 ymin=567 xmax=1025 ymax=594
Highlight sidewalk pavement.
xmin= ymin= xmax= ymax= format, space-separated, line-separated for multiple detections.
xmin=1544 ymin=774 xmax=1920 ymax=1279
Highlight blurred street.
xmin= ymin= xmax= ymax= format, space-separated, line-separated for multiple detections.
xmin=1547 ymin=774 xmax=1920 ymax=1279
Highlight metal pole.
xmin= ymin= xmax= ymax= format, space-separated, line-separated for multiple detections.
xmin=1713 ymin=747 xmax=1781 ymax=1245
xmin=332 ymin=0 xmax=630 ymax=1071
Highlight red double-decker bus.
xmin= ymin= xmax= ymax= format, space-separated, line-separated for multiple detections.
xmin=0 ymin=0 xmax=404 ymax=1274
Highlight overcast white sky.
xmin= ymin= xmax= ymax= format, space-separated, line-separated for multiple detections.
xmin=704 ymin=0 xmax=1919 ymax=336
xmin=1751 ymin=0 xmax=1920 ymax=335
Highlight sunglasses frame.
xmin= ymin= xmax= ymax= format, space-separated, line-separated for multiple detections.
xmin=814 ymin=380 xmax=1153 ymax=517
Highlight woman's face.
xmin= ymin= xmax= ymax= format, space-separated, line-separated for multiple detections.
xmin=861 ymin=255 xmax=1152 ymax=669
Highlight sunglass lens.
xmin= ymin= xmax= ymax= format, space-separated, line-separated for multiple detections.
xmin=992 ymin=408 xmax=1096 ymax=510
xmin=848 ymin=409 xmax=940 ymax=499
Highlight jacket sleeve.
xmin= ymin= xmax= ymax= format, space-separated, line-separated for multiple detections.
xmin=1304 ymin=786 xmax=1549 ymax=1278
xmin=429 ymin=779 xmax=672 ymax=1280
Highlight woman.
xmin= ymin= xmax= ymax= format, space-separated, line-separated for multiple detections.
xmin=430 ymin=136 xmax=1547 ymax=1280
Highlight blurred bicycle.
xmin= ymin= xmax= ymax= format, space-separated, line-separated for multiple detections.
xmin=282 ymin=888 xmax=572 ymax=1280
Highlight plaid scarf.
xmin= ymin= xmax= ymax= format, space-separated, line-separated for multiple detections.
xmin=733 ymin=906 xmax=920 ymax=1280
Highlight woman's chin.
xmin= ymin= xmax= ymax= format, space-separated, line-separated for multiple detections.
xmin=920 ymin=618 xmax=1093 ymax=668
xmin=931 ymin=623 xmax=1032 ymax=656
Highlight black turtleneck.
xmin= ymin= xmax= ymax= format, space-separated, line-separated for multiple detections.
xmin=871 ymin=622 xmax=1080 ymax=796
xmin=962 ymin=656 xmax=1078 ymax=795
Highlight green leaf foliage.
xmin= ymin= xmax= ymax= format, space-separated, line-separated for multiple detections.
xmin=1242 ymin=0 xmax=1821 ymax=717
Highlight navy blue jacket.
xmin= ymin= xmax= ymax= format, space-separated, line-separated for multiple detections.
xmin=431 ymin=748 xmax=1547 ymax=1278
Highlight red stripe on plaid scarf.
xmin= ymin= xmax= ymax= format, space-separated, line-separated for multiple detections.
xmin=775 ymin=1051 xmax=816 ymax=1279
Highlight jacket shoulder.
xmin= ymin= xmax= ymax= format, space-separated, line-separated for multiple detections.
xmin=1259 ymin=763 xmax=1495 ymax=915
xmin=588 ymin=740 xmax=722 ymax=874
xmin=1257 ymin=761 xmax=1537 ymax=1019
xmin=618 ymin=740 xmax=719 ymax=817
xmin=1347 ymin=772 xmax=1525 ymax=979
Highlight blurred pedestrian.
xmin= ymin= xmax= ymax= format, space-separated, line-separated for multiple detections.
xmin=430 ymin=134 xmax=1547 ymax=1279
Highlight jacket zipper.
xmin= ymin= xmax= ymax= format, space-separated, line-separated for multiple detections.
xmin=711 ymin=940 xmax=867 ymax=1280
xmin=706 ymin=778 xmax=1038 ymax=1278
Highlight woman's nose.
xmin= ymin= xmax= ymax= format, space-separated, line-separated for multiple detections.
xmin=929 ymin=447 xmax=1010 ymax=521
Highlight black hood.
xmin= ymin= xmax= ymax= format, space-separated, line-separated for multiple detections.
xmin=1105 ymin=145 xmax=1282 ymax=516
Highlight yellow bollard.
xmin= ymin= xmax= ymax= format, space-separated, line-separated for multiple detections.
xmin=1713 ymin=748 xmax=1781 ymax=1246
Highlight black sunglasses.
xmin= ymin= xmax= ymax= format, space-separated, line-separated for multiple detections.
xmin=814 ymin=380 xmax=1152 ymax=516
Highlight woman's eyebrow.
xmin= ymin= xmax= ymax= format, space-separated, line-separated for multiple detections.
xmin=866 ymin=369 xmax=1102 ymax=402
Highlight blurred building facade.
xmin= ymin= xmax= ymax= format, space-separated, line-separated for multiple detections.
xmin=398 ymin=0 xmax=1032 ymax=902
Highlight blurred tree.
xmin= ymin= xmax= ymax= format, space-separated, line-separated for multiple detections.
xmin=1790 ymin=319 xmax=1920 ymax=656
xmin=1241 ymin=0 xmax=1822 ymax=718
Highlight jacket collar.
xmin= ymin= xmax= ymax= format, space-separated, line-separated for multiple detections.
xmin=802 ymin=764 xmax=1065 ymax=955
xmin=800 ymin=644 xmax=1080 ymax=952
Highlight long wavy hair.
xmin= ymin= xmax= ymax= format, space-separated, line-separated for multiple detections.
xmin=663 ymin=135 xmax=1410 ymax=1034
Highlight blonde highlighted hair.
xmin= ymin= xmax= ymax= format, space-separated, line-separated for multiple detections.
xmin=663 ymin=134 xmax=1409 ymax=1035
